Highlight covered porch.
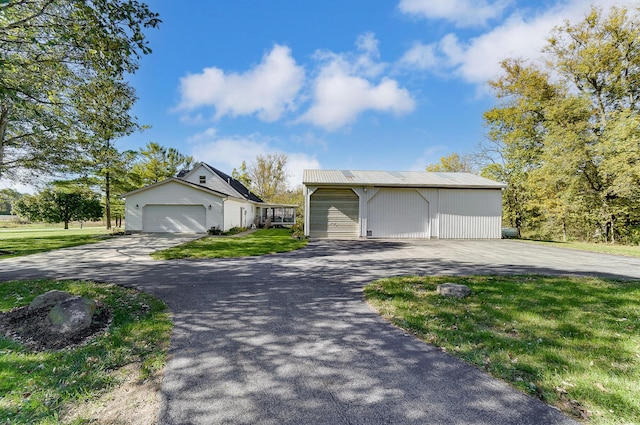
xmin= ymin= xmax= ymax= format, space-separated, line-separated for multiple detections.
xmin=257 ymin=204 xmax=297 ymax=227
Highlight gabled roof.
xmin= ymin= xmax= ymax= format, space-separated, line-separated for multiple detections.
xmin=120 ymin=178 xmax=231 ymax=199
xmin=183 ymin=163 xmax=264 ymax=203
xmin=206 ymin=164 xmax=264 ymax=203
xmin=303 ymin=170 xmax=507 ymax=189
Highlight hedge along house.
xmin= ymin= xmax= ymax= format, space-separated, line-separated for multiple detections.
xmin=122 ymin=162 xmax=296 ymax=233
xmin=303 ymin=170 xmax=507 ymax=239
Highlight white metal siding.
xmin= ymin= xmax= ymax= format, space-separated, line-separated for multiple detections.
xmin=439 ymin=189 xmax=502 ymax=238
xmin=309 ymin=188 xmax=359 ymax=238
xmin=142 ymin=205 xmax=206 ymax=233
xmin=367 ymin=189 xmax=430 ymax=238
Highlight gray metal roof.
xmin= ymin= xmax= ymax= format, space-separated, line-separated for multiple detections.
xmin=303 ymin=170 xmax=507 ymax=189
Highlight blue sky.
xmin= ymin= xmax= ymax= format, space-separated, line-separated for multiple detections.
xmin=4 ymin=0 xmax=635 ymax=193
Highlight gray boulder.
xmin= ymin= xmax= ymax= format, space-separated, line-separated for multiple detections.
xmin=29 ymin=290 xmax=74 ymax=310
xmin=437 ymin=283 xmax=471 ymax=298
xmin=48 ymin=296 xmax=97 ymax=334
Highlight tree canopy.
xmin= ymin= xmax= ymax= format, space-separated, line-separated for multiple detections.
xmin=248 ymin=153 xmax=290 ymax=203
xmin=482 ymin=5 xmax=640 ymax=243
xmin=12 ymin=184 xmax=102 ymax=229
xmin=0 ymin=0 xmax=160 ymax=179
xmin=0 ymin=187 xmax=22 ymax=214
xmin=132 ymin=142 xmax=194 ymax=185
xmin=426 ymin=153 xmax=474 ymax=173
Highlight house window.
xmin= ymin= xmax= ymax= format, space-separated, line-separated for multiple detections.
xmin=199 ymin=175 xmax=206 ymax=184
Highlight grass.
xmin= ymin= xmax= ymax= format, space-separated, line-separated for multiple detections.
xmin=0 ymin=228 xmax=111 ymax=259
xmin=151 ymin=227 xmax=308 ymax=260
xmin=518 ymin=240 xmax=640 ymax=259
xmin=0 ymin=279 xmax=172 ymax=424
xmin=364 ymin=275 xmax=640 ymax=424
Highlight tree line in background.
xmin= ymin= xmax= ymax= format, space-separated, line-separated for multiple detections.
xmin=427 ymin=5 xmax=640 ymax=245
xmin=1 ymin=0 xmax=161 ymax=229
xmin=1 ymin=1 xmax=303 ymax=230
xmin=4 ymin=147 xmax=302 ymax=229
xmin=2 ymin=3 xmax=639 ymax=244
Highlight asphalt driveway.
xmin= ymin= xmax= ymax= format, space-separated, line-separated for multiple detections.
xmin=1 ymin=236 xmax=640 ymax=424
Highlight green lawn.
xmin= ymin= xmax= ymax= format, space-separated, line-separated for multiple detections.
xmin=151 ymin=227 xmax=308 ymax=260
xmin=364 ymin=275 xmax=640 ymax=425
xmin=518 ymin=239 xmax=640 ymax=258
xmin=0 ymin=279 xmax=171 ymax=424
xmin=0 ymin=228 xmax=110 ymax=259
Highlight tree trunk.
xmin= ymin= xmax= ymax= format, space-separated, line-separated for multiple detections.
xmin=64 ymin=220 xmax=69 ymax=230
xmin=105 ymin=171 xmax=112 ymax=230
xmin=0 ymin=103 xmax=10 ymax=178
xmin=610 ymin=215 xmax=615 ymax=244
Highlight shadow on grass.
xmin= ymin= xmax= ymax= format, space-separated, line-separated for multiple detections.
xmin=364 ymin=275 xmax=640 ymax=423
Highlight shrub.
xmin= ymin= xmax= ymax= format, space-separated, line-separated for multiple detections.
xmin=291 ymin=222 xmax=306 ymax=239
xmin=223 ymin=226 xmax=247 ymax=236
xmin=207 ymin=226 xmax=222 ymax=235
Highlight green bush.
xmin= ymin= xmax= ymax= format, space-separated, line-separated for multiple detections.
xmin=207 ymin=226 xmax=222 ymax=235
xmin=224 ymin=226 xmax=247 ymax=235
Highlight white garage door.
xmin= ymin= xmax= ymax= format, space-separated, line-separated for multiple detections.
xmin=309 ymin=188 xmax=359 ymax=238
xmin=142 ymin=205 xmax=206 ymax=233
xmin=367 ymin=189 xmax=430 ymax=238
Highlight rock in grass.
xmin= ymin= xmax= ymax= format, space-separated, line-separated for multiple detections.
xmin=437 ymin=283 xmax=471 ymax=298
xmin=29 ymin=290 xmax=74 ymax=310
xmin=48 ymin=296 xmax=96 ymax=334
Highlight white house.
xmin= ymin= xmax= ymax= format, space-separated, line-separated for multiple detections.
xmin=122 ymin=163 xmax=296 ymax=233
xmin=303 ymin=170 xmax=507 ymax=239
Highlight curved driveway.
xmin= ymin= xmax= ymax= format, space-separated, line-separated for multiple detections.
xmin=2 ymin=235 xmax=639 ymax=424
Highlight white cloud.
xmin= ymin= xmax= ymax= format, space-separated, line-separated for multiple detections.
xmin=299 ymin=33 xmax=415 ymax=131
xmin=399 ymin=0 xmax=632 ymax=86
xmin=399 ymin=0 xmax=511 ymax=27
xmin=177 ymin=45 xmax=304 ymax=122
xmin=189 ymin=132 xmax=269 ymax=171
xmin=189 ymin=127 xmax=218 ymax=141
xmin=398 ymin=42 xmax=440 ymax=70
xmin=187 ymin=129 xmax=319 ymax=189
xmin=286 ymin=153 xmax=321 ymax=189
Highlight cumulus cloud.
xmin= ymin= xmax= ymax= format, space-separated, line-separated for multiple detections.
xmin=399 ymin=0 xmax=629 ymax=85
xmin=399 ymin=0 xmax=511 ymax=27
xmin=189 ymin=130 xmax=269 ymax=170
xmin=187 ymin=129 xmax=319 ymax=189
xmin=398 ymin=42 xmax=440 ymax=70
xmin=177 ymin=45 xmax=304 ymax=122
xmin=299 ymin=33 xmax=415 ymax=131
xmin=286 ymin=153 xmax=321 ymax=189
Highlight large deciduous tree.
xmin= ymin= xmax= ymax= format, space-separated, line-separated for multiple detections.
xmin=481 ymin=5 xmax=640 ymax=243
xmin=231 ymin=160 xmax=252 ymax=189
xmin=248 ymin=153 xmax=289 ymax=202
xmin=0 ymin=188 xmax=22 ymax=214
xmin=0 ymin=0 xmax=160 ymax=179
xmin=426 ymin=153 xmax=474 ymax=173
xmin=12 ymin=185 xmax=102 ymax=229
